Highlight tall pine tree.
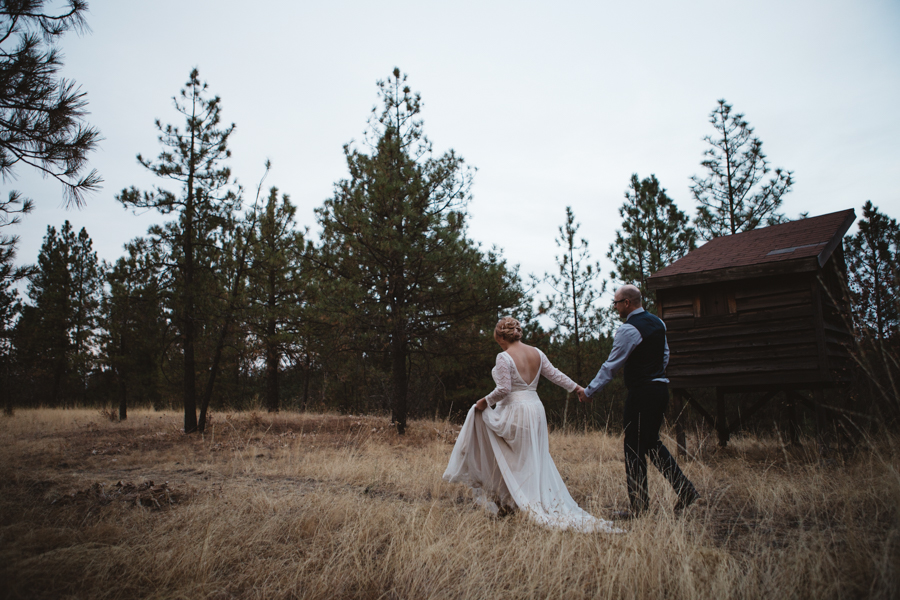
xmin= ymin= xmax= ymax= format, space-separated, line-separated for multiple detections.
xmin=102 ymin=237 xmax=168 ymax=419
xmin=17 ymin=221 xmax=101 ymax=406
xmin=845 ymin=201 xmax=899 ymax=342
xmin=542 ymin=206 xmax=603 ymax=427
xmin=246 ymin=186 xmax=308 ymax=413
xmin=608 ymin=174 xmax=696 ymax=311
xmin=117 ymin=69 xmax=240 ymax=433
xmin=691 ymin=100 xmax=793 ymax=240
xmin=315 ymin=68 xmax=520 ymax=434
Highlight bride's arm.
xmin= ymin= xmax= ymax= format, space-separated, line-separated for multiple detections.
xmin=482 ymin=354 xmax=512 ymax=407
xmin=540 ymin=351 xmax=578 ymax=392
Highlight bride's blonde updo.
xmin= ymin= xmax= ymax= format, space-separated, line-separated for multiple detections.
xmin=494 ymin=316 xmax=523 ymax=342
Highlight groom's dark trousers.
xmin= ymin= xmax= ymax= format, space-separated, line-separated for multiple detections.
xmin=623 ymin=382 xmax=695 ymax=514
xmin=585 ymin=307 xmax=697 ymax=514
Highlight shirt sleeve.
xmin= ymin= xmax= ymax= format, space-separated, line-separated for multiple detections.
xmin=483 ymin=353 xmax=512 ymax=407
xmin=663 ymin=333 xmax=670 ymax=371
xmin=539 ymin=351 xmax=577 ymax=392
xmin=584 ymin=323 xmax=643 ymax=397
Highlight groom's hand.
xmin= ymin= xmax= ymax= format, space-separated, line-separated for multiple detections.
xmin=575 ymin=385 xmax=591 ymax=403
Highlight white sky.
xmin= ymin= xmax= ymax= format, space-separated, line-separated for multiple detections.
xmin=8 ymin=0 xmax=900 ymax=302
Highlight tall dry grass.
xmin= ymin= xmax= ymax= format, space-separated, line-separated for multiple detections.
xmin=1 ymin=408 xmax=897 ymax=599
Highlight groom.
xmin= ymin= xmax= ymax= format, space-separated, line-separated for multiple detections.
xmin=577 ymin=284 xmax=699 ymax=518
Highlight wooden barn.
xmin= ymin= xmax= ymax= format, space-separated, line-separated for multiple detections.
xmin=646 ymin=209 xmax=857 ymax=449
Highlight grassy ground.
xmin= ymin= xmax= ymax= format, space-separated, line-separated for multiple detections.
xmin=0 ymin=408 xmax=897 ymax=599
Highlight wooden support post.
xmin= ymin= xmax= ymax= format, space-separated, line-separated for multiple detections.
xmin=682 ymin=389 xmax=715 ymax=429
xmin=786 ymin=392 xmax=800 ymax=446
xmin=716 ymin=387 xmax=729 ymax=447
xmin=671 ymin=389 xmax=687 ymax=457
xmin=814 ymin=388 xmax=831 ymax=458
xmin=726 ymin=390 xmax=778 ymax=438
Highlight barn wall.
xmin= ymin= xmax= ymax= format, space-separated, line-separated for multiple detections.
xmin=817 ymin=245 xmax=854 ymax=374
xmin=657 ymin=272 xmax=845 ymax=388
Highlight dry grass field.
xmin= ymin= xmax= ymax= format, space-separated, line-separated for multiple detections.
xmin=1 ymin=408 xmax=898 ymax=600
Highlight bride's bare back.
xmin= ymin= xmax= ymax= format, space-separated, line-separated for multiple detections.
xmin=504 ymin=342 xmax=541 ymax=384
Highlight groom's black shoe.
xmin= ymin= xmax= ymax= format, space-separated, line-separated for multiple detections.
xmin=611 ymin=509 xmax=641 ymax=520
xmin=674 ymin=489 xmax=700 ymax=512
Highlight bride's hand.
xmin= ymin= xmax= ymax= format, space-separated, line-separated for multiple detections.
xmin=474 ymin=398 xmax=488 ymax=411
xmin=575 ymin=385 xmax=591 ymax=403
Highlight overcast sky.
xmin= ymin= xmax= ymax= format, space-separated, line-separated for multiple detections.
xmin=8 ymin=0 xmax=900 ymax=302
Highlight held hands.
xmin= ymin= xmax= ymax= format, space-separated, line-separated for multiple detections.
xmin=474 ymin=398 xmax=488 ymax=411
xmin=575 ymin=385 xmax=591 ymax=403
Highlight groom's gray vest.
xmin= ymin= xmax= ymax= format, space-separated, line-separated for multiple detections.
xmin=623 ymin=311 xmax=667 ymax=389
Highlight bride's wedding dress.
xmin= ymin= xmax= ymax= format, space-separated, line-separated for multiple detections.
xmin=443 ymin=350 xmax=622 ymax=533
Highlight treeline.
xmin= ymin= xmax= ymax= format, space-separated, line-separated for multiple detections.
xmin=1 ymin=65 xmax=898 ymax=435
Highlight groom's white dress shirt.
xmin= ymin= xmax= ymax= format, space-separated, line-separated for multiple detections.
xmin=584 ymin=308 xmax=669 ymax=397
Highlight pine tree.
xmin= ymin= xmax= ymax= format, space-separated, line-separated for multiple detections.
xmin=102 ymin=238 xmax=168 ymax=419
xmin=246 ymin=186 xmax=308 ymax=413
xmin=691 ymin=100 xmax=793 ymax=240
xmin=542 ymin=206 xmax=603 ymax=427
xmin=544 ymin=206 xmax=602 ymax=360
xmin=608 ymin=174 xmax=696 ymax=310
xmin=1 ymin=191 xmax=33 ymax=286
xmin=845 ymin=201 xmax=899 ymax=342
xmin=0 ymin=245 xmax=18 ymax=414
xmin=0 ymin=190 xmax=30 ymax=413
xmin=0 ymin=0 xmax=101 ymax=208
xmin=315 ymin=68 xmax=520 ymax=434
xmin=18 ymin=221 xmax=101 ymax=405
xmin=117 ymin=69 xmax=240 ymax=433
xmin=68 ymin=225 xmax=101 ymax=403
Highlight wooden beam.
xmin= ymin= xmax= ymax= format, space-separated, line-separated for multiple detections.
xmin=816 ymin=210 xmax=856 ymax=268
xmin=726 ymin=390 xmax=779 ymax=435
xmin=814 ymin=388 xmax=831 ymax=458
xmin=670 ymin=389 xmax=687 ymax=457
xmin=716 ymin=388 xmax=729 ymax=447
xmin=788 ymin=390 xmax=817 ymax=411
xmin=786 ymin=395 xmax=801 ymax=446
xmin=669 ymin=371 xmax=838 ymax=389
xmin=647 ymin=257 xmax=818 ymax=290
xmin=810 ymin=278 xmax=830 ymax=379
xmin=680 ymin=389 xmax=716 ymax=429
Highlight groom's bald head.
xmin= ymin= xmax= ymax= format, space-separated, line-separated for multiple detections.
xmin=616 ymin=285 xmax=642 ymax=306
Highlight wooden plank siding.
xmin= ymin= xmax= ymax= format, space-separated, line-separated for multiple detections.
xmin=817 ymin=244 xmax=854 ymax=375
xmin=657 ymin=272 xmax=851 ymax=388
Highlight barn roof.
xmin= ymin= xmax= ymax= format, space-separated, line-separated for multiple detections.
xmin=647 ymin=209 xmax=856 ymax=290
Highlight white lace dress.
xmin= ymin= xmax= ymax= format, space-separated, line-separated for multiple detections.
xmin=443 ymin=350 xmax=622 ymax=533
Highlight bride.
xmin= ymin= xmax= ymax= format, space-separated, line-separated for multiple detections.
xmin=443 ymin=317 xmax=622 ymax=533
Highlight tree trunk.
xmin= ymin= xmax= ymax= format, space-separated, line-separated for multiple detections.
xmin=302 ymin=351 xmax=310 ymax=410
xmin=117 ymin=371 xmax=127 ymax=421
xmin=265 ymin=317 xmax=279 ymax=412
xmin=197 ymin=319 xmax=229 ymax=433
xmin=182 ymin=109 xmax=199 ymax=434
xmin=182 ymin=182 xmax=198 ymax=432
xmin=182 ymin=240 xmax=198 ymax=432
xmin=198 ymin=224 xmax=252 ymax=432
xmin=391 ymin=317 xmax=408 ymax=435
